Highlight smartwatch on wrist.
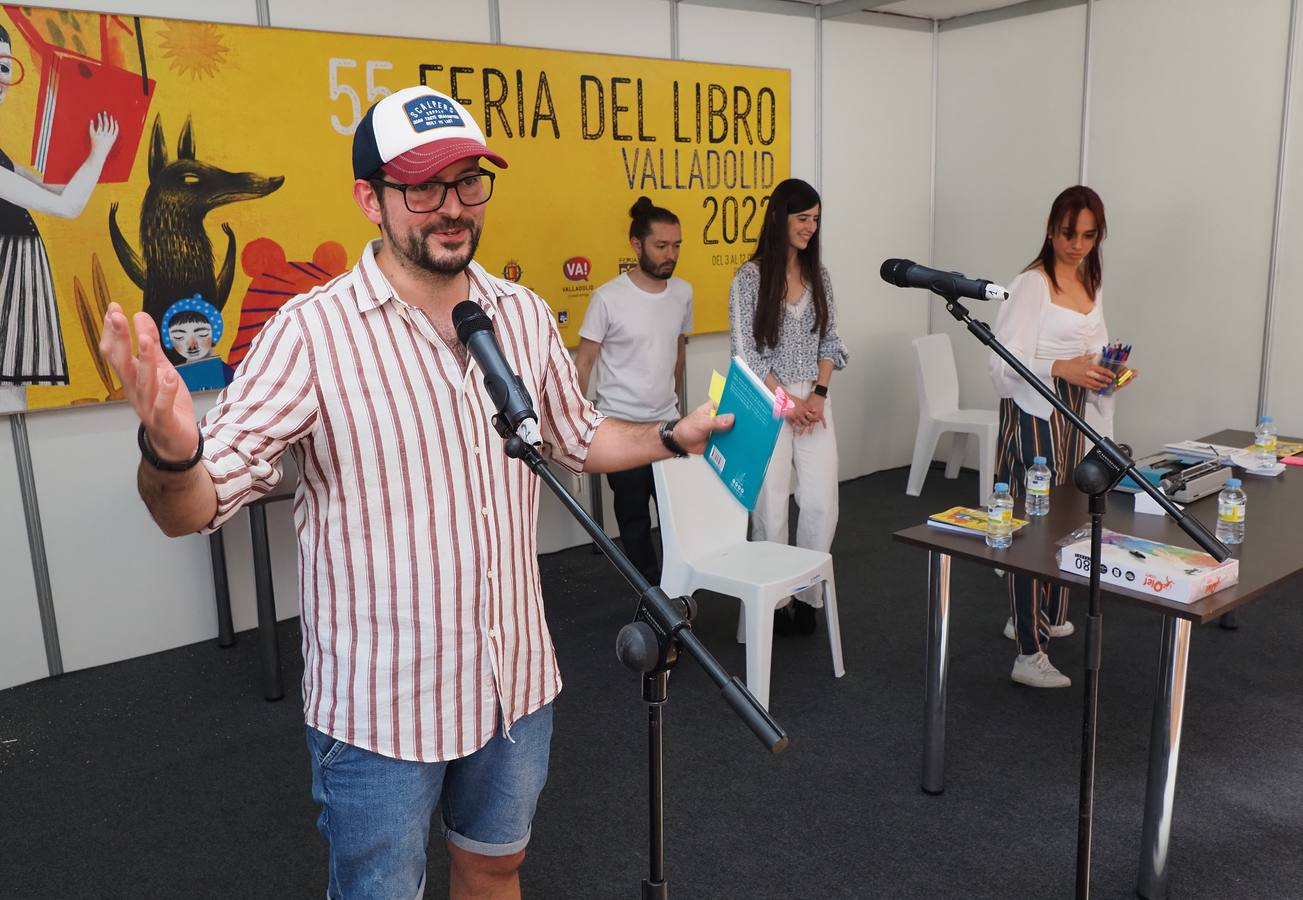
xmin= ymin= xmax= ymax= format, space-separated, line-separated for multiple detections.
xmin=138 ymin=423 xmax=204 ymax=472
xmin=813 ymin=383 xmax=829 ymax=398
xmin=659 ymin=419 xmax=689 ymax=458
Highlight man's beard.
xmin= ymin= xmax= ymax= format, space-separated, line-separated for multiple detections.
xmin=638 ymin=251 xmax=674 ymax=281
xmin=383 ymin=208 xmax=482 ymax=276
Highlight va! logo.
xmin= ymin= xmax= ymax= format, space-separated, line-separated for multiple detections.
xmin=563 ymin=256 xmax=591 ymax=281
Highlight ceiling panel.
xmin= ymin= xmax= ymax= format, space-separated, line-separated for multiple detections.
xmin=782 ymin=0 xmax=1031 ymax=20
xmin=870 ymin=0 xmax=1026 ymax=17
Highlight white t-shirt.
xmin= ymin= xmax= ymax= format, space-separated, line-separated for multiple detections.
xmin=989 ymin=269 xmax=1115 ymax=436
xmin=579 ymin=272 xmax=694 ymax=422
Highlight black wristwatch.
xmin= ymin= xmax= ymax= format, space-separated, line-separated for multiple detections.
xmin=659 ymin=419 xmax=689 ymax=458
xmin=813 ymin=383 xmax=829 ymax=398
xmin=138 ymin=423 xmax=204 ymax=472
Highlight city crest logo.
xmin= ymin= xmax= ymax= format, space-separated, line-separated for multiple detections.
xmin=502 ymin=260 xmax=523 ymax=282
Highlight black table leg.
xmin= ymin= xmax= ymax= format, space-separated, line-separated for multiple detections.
xmin=249 ymin=505 xmax=284 ymax=702
xmin=209 ymin=531 xmax=236 ymax=648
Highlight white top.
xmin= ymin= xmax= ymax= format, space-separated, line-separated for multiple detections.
xmin=579 ymin=272 xmax=694 ymax=421
xmin=988 ymin=269 xmax=1115 ymax=437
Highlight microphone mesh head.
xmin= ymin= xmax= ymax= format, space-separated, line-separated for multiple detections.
xmin=452 ymin=300 xmax=492 ymax=345
xmin=880 ymin=258 xmax=913 ymax=287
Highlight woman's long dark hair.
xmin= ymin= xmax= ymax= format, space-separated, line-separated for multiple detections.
xmin=749 ymin=178 xmax=827 ymax=352
xmin=1027 ymin=185 xmax=1107 ymax=296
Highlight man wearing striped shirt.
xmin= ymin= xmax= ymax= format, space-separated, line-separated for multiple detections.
xmin=98 ymin=86 xmax=732 ymax=900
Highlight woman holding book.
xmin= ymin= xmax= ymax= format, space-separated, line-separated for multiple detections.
xmin=989 ymin=184 xmax=1136 ymax=688
xmin=729 ymin=177 xmax=848 ymax=636
xmin=0 ymin=24 xmax=119 ymax=414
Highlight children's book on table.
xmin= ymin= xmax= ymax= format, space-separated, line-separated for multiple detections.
xmin=927 ymin=506 xmax=1030 ymax=538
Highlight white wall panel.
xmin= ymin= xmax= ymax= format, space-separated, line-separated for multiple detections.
xmin=933 ymin=3 xmax=1085 ymax=433
xmin=500 ymin=0 xmax=670 ymax=56
xmin=0 ymin=421 xmax=47 ymax=690
xmin=24 ymin=402 xmax=218 ymax=673
xmin=1261 ymin=10 xmax=1303 ymax=439
xmin=269 ymin=0 xmax=491 ymax=41
xmin=1088 ymin=0 xmax=1289 ymax=453
xmin=822 ymin=18 xmax=934 ymax=477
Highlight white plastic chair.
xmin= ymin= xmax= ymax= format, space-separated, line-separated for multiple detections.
xmin=907 ymin=333 xmax=998 ymax=508
xmin=653 ymin=456 xmax=844 ymax=710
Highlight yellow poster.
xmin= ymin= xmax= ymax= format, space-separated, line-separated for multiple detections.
xmin=0 ymin=7 xmax=789 ymax=413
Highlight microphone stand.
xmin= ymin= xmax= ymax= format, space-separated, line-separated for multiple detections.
xmin=931 ymin=294 xmax=1228 ymax=900
xmin=493 ymin=418 xmax=789 ymax=900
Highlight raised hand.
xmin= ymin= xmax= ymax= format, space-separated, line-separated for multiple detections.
xmin=88 ymin=112 xmax=120 ymax=155
xmin=98 ymin=302 xmax=199 ymax=462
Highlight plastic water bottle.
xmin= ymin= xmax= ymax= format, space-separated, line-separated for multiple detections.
xmin=1255 ymin=416 xmax=1277 ymax=467
xmin=1215 ymin=478 xmax=1246 ymax=544
xmin=986 ymin=482 xmax=1014 ymax=549
xmin=1026 ymin=456 xmax=1052 ymax=517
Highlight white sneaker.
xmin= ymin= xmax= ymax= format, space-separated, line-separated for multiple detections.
xmin=1011 ymin=652 xmax=1071 ymax=688
xmin=1004 ymin=618 xmax=1074 ymax=640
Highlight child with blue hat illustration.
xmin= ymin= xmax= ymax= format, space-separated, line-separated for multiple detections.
xmin=160 ymin=294 xmax=233 ymax=391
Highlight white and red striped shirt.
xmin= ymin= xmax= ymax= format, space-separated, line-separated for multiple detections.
xmin=199 ymin=240 xmax=603 ymax=762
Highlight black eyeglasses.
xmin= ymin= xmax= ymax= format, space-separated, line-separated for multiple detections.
xmin=372 ymin=169 xmax=495 ymax=213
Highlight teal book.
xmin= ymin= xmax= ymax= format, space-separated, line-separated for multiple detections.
xmin=704 ymin=356 xmax=785 ymax=511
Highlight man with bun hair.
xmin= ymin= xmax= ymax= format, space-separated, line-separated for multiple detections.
xmin=98 ymin=88 xmax=729 ymax=900
xmin=575 ymin=197 xmax=692 ymax=582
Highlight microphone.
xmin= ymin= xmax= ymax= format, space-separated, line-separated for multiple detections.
xmin=880 ymin=258 xmax=1009 ymax=302
xmin=452 ymin=300 xmax=543 ymax=446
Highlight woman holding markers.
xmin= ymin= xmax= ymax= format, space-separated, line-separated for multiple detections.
xmin=989 ymin=185 xmax=1136 ymax=688
xmin=729 ymin=177 xmax=848 ymax=636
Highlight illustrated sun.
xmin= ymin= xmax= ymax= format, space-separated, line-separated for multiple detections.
xmin=158 ymin=22 xmax=229 ymax=80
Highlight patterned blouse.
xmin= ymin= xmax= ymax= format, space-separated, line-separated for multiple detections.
xmin=728 ymin=260 xmax=849 ymax=385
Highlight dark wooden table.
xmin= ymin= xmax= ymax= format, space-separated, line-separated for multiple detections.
xmin=892 ymin=430 xmax=1301 ymax=899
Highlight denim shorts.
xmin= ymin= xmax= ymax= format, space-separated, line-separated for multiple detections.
xmin=306 ymin=703 xmax=553 ymax=900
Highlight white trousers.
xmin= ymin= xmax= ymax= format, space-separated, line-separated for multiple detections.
xmin=750 ymin=380 xmax=839 ymax=607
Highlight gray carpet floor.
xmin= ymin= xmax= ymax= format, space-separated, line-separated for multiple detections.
xmin=2 ymin=464 xmax=1301 ymax=899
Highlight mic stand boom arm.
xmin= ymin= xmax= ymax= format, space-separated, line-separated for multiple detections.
xmin=495 ymin=429 xmax=788 ymax=900
xmin=935 ymin=294 xmax=1227 ymax=900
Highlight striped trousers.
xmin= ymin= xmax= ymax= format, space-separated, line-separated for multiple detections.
xmin=996 ymin=379 xmax=1087 ymax=656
